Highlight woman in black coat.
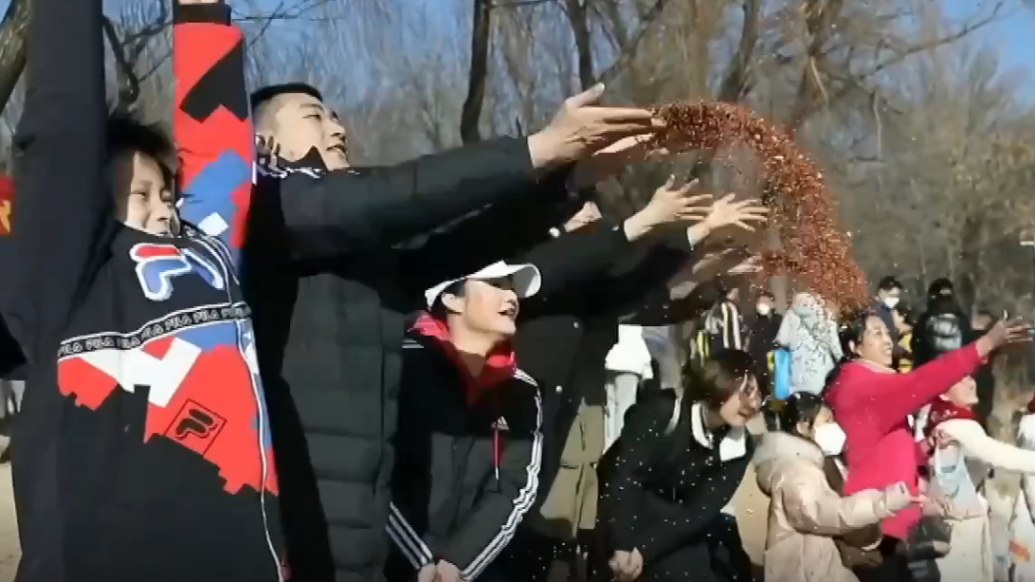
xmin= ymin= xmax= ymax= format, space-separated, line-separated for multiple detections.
xmin=596 ymin=350 xmax=761 ymax=582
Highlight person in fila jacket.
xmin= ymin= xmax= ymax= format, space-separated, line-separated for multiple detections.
xmin=386 ymin=261 xmax=545 ymax=582
xmin=8 ymin=1 xmax=285 ymax=581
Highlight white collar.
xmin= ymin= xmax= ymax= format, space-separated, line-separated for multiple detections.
xmin=690 ymin=402 xmax=747 ymax=461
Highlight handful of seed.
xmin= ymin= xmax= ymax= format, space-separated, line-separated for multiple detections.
xmin=651 ymin=100 xmax=868 ymax=309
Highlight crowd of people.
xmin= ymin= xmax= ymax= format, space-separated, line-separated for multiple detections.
xmin=0 ymin=1 xmax=1034 ymax=582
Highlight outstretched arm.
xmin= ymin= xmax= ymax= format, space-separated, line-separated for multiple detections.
xmin=255 ymin=138 xmax=551 ymax=261
xmin=174 ymin=0 xmax=252 ymax=266
xmin=779 ymin=473 xmax=893 ymax=535
xmin=940 ymin=418 xmax=1035 ymax=473
xmin=12 ymin=0 xmax=108 ymax=356
xmin=398 ymin=172 xmax=579 ymax=296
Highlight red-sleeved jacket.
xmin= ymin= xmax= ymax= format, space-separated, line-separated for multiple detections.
xmin=174 ymin=1 xmax=253 ymax=266
xmin=826 ymin=343 xmax=983 ymax=540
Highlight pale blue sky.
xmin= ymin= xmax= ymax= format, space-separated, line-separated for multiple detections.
xmin=944 ymin=0 xmax=1035 ymax=92
xmin=1 ymin=0 xmax=1031 ymax=97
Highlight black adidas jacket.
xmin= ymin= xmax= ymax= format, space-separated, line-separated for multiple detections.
xmin=9 ymin=2 xmax=283 ymax=581
xmin=386 ymin=316 xmax=542 ymax=582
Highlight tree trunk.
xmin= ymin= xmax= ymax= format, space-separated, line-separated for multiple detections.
xmin=460 ymin=0 xmax=492 ymax=145
xmin=563 ymin=0 xmax=594 ymax=91
xmin=786 ymin=0 xmax=846 ymax=131
xmin=0 ymin=0 xmax=30 ymax=115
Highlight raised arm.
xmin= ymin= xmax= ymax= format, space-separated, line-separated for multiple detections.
xmin=940 ymin=418 xmax=1035 ymax=473
xmin=585 ymin=238 xmax=694 ymax=321
xmin=397 ymin=172 xmax=579 ymax=296
xmin=867 ymin=344 xmax=984 ymax=435
xmin=174 ymin=0 xmax=252 ymax=265
xmin=12 ymin=0 xmax=108 ymax=356
xmin=256 ymin=137 xmax=551 ymax=261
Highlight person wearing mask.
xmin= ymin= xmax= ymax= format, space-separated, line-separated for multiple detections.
xmin=597 ymin=349 xmax=762 ymax=582
xmin=10 ymin=0 xmax=289 ymax=580
xmin=245 ymin=83 xmax=671 ymax=581
xmin=912 ymin=278 xmax=976 ymax=368
xmin=924 ymin=376 xmax=1035 ymax=582
xmin=747 ymin=290 xmax=782 ymax=386
xmin=824 ymin=310 xmax=1028 ymax=581
xmin=756 ymin=391 xmax=918 ymax=582
xmin=874 ymin=276 xmax=904 ymax=344
xmin=776 ymin=292 xmax=842 ymax=396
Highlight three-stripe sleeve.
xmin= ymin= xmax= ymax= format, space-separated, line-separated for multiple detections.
xmin=386 ymin=502 xmax=434 ymax=568
xmin=441 ymin=375 xmax=542 ymax=580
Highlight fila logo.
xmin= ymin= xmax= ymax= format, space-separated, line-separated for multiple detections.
xmin=130 ymin=243 xmax=226 ymax=302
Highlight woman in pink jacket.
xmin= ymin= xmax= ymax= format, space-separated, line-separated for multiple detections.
xmin=824 ymin=309 xmax=1027 ymax=580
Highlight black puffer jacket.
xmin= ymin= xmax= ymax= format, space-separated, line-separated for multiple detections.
xmin=245 ymin=146 xmax=575 ymax=582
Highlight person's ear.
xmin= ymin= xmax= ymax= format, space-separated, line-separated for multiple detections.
xmin=441 ymin=293 xmax=464 ymax=315
xmin=795 ymin=420 xmax=812 ymax=438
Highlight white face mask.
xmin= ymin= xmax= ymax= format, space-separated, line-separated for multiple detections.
xmin=882 ymin=297 xmax=900 ymax=309
xmin=813 ymin=422 xmax=847 ymax=456
xmin=756 ymin=303 xmax=772 ymax=316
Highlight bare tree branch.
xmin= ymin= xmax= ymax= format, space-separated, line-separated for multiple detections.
xmin=595 ymin=0 xmax=670 ymax=85
xmin=716 ymin=0 xmax=762 ymax=103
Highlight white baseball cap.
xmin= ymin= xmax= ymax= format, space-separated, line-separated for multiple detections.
xmin=424 ymin=261 xmax=542 ymax=309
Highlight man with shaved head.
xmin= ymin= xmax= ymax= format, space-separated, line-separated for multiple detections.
xmin=245 ymin=81 xmax=667 ymax=582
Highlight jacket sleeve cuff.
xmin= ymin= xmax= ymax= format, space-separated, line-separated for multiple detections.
xmin=174 ymin=2 xmax=231 ymax=25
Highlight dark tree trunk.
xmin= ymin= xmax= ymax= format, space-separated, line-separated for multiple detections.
xmin=564 ymin=0 xmax=594 ymax=90
xmin=460 ymin=0 xmax=492 ymax=145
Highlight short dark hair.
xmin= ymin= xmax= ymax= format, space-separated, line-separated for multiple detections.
xmin=779 ymin=392 xmax=828 ymax=434
xmin=250 ymin=82 xmax=324 ymax=112
xmin=682 ymin=349 xmax=757 ymax=409
xmin=894 ymin=303 xmax=916 ymax=326
xmin=877 ymin=276 xmax=902 ymax=292
xmin=430 ymin=279 xmax=466 ymax=320
xmin=836 ymin=308 xmax=877 ymax=358
xmin=105 ymin=112 xmax=176 ymax=185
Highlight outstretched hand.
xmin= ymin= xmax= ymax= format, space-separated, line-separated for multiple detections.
xmin=528 ymin=84 xmax=663 ymax=170
xmin=571 ymin=134 xmax=675 ymax=188
xmin=622 ymin=175 xmax=712 ymax=242
xmin=977 ymin=315 xmax=1031 ymax=358
xmin=687 ymin=193 xmax=768 ymax=244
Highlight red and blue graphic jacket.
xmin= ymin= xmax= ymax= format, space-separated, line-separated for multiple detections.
xmin=8 ymin=1 xmax=283 ymax=582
